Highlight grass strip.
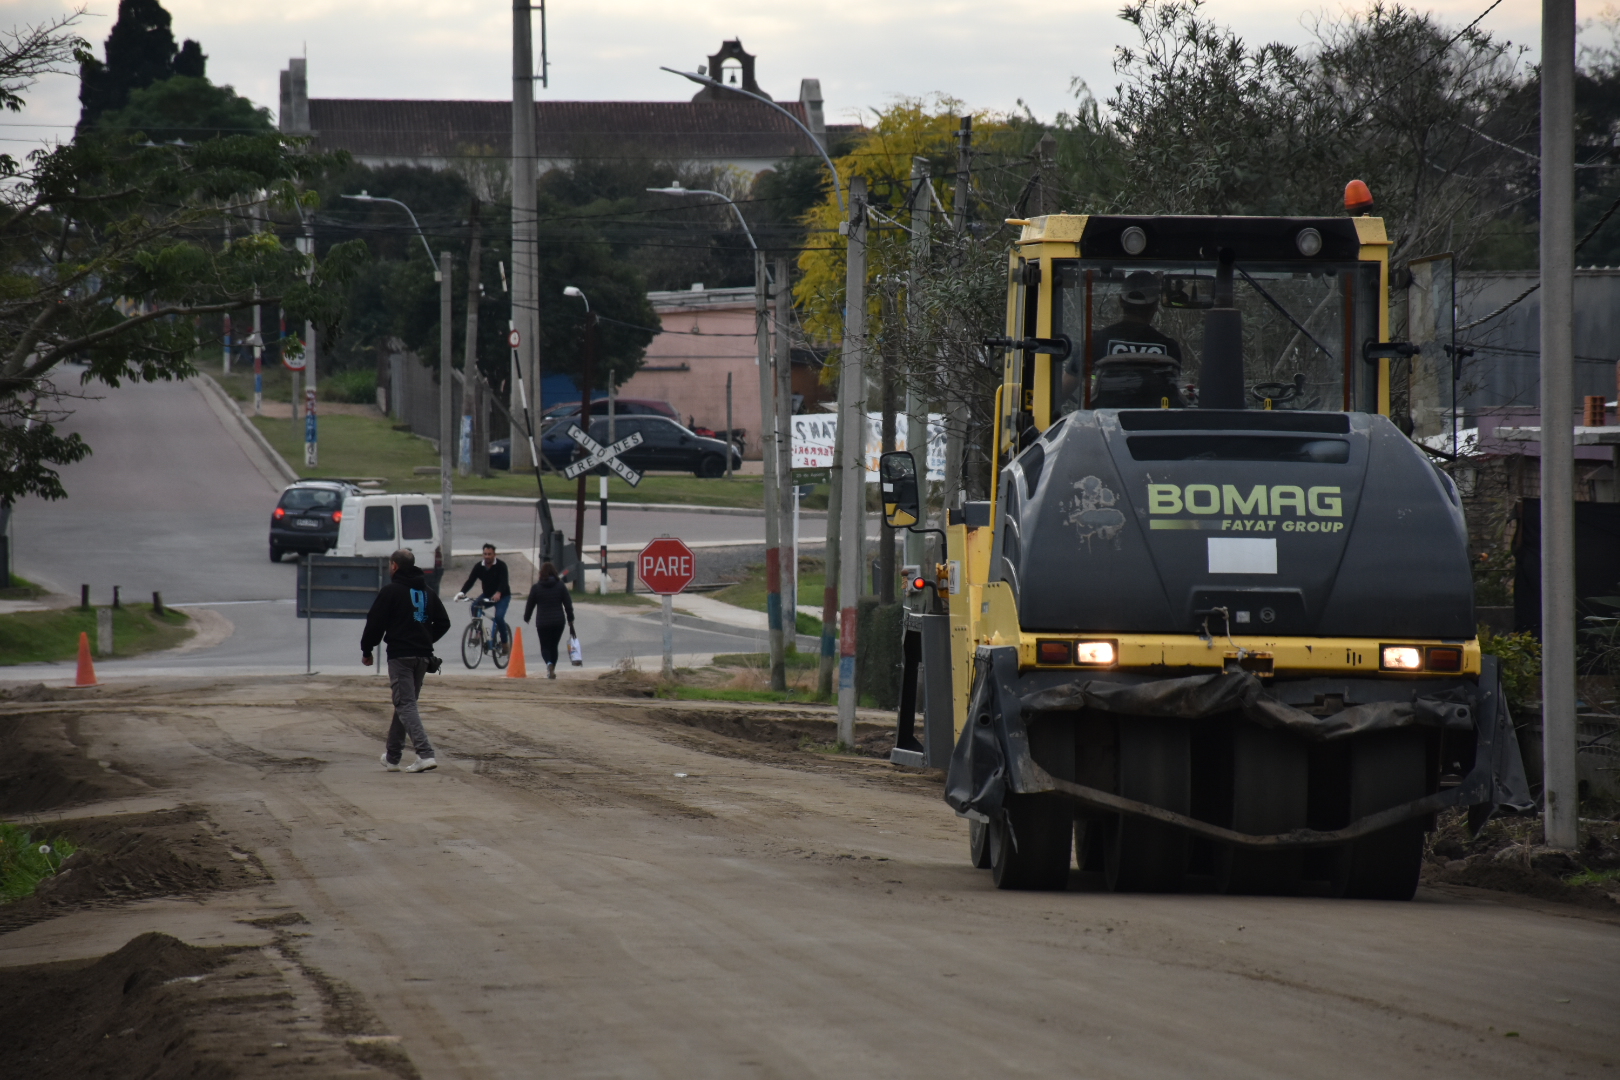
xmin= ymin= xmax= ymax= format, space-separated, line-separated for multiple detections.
xmin=0 ymin=606 xmax=192 ymax=666
xmin=246 ymin=408 xmax=823 ymax=509
xmin=710 ymin=561 xmax=826 ymax=638
xmin=0 ymin=822 xmax=76 ymax=902
xmin=711 ymin=651 xmax=821 ymax=670
xmin=1565 ymin=867 xmax=1620 ymax=887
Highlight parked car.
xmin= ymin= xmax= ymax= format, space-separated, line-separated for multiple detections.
xmin=540 ymin=397 xmax=677 ymax=428
xmin=491 ymin=401 xmax=687 ymax=471
xmin=332 ymin=492 xmax=444 ymax=588
xmin=269 ymin=480 xmax=363 ymax=562
xmin=542 ymin=415 xmax=742 ymax=477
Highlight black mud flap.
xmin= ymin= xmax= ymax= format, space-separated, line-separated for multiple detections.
xmin=944 ymin=649 xmax=1534 ymax=847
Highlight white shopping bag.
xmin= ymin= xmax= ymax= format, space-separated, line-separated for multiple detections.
xmin=567 ymin=634 xmax=583 ymax=666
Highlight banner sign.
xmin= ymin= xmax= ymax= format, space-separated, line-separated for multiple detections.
xmin=790 ymin=413 xmax=946 ymax=481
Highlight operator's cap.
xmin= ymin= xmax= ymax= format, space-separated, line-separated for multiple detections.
xmin=1121 ymin=271 xmax=1160 ymax=307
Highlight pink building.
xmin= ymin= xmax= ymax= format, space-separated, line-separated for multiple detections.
xmin=620 ymin=286 xmax=765 ymax=457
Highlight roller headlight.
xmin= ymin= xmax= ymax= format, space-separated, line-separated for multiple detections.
xmin=1075 ymin=641 xmax=1116 ymax=666
xmin=1380 ymin=646 xmax=1423 ymax=671
xmin=1120 ymin=226 xmax=1148 ymax=255
xmin=1296 ymin=227 xmax=1323 ymax=257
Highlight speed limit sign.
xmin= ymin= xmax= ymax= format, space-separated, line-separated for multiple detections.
xmin=507 ymin=329 xmax=521 ymax=349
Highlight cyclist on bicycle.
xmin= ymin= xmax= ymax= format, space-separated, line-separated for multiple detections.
xmin=454 ymin=544 xmax=511 ymax=648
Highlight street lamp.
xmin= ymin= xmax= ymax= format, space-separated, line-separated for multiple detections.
xmin=660 ymin=67 xmax=844 ymax=214
xmin=563 ymin=284 xmax=601 ymax=594
xmin=645 ymin=182 xmax=758 ymax=250
xmin=340 ymin=191 xmax=441 ymax=280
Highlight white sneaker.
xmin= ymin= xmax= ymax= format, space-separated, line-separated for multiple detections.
xmin=405 ymin=757 xmax=437 ymax=773
xmin=380 ymin=754 xmax=400 ymax=772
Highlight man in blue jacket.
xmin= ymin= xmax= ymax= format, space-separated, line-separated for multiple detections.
xmin=362 ymin=549 xmax=452 ymax=773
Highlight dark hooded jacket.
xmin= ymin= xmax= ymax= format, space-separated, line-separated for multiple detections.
xmin=523 ymin=574 xmax=575 ymax=630
xmin=361 ymin=564 xmax=452 ymax=659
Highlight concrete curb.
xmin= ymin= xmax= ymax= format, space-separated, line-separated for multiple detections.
xmin=195 ymin=374 xmax=300 ymax=486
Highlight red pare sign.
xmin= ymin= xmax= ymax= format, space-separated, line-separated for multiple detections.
xmin=639 ymin=538 xmax=696 ymax=595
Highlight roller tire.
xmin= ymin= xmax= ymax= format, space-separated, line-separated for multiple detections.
xmin=1332 ymin=730 xmax=1427 ymax=901
xmin=1105 ymin=718 xmax=1190 ymax=893
xmin=969 ymin=817 xmax=992 ymax=869
xmin=460 ymin=623 xmax=483 ymax=669
xmin=1218 ymin=724 xmax=1307 ymax=896
xmin=990 ymin=794 xmax=1072 ymax=891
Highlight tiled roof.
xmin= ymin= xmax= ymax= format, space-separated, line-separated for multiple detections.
xmin=306 ymin=99 xmax=817 ymax=163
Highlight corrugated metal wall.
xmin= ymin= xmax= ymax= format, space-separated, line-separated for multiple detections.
xmin=1457 ymin=269 xmax=1620 ymax=413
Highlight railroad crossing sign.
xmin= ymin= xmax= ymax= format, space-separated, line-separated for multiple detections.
xmin=561 ymin=423 xmax=644 ymax=486
xmin=639 ymin=537 xmax=695 ymax=595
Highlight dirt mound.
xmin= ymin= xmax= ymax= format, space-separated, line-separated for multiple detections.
xmin=0 ymin=713 xmax=145 ymax=814
xmin=654 ymin=708 xmax=896 ymax=758
xmin=0 ymin=808 xmax=264 ymax=933
xmin=1423 ymin=809 xmax=1620 ymax=914
xmin=0 ymin=932 xmax=412 ymax=1080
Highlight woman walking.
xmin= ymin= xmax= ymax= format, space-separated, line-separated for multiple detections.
xmin=522 ymin=561 xmax=576 ymax=679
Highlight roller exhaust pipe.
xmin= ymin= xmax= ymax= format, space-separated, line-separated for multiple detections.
xmin=1197 ymin=249 xmax=1245 ymax=410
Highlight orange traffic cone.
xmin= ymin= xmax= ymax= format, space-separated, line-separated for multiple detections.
xmin=75 ymin=631 xmax=97 ymax=686
xmin=505 ymin=627 xmax=527 ymax=678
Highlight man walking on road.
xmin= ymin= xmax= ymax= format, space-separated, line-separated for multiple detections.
xmin=456 ymin=543 xmax=511 ymax=650
xmin=362 ymin=549 xmax=451 ymax=773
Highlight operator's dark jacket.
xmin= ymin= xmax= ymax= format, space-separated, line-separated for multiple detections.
xmin=361 ymin=564 xmax=452 ymax=659
xmin=523 ymin=575 xmax=575 ymax=630
xmin=459 ymin=558 xmax=511 ymax=600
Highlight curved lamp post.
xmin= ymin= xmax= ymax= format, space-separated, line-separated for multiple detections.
xmin=341 ymin=191 xmax=440 ymax=280
xmin=659 ymin=67 xmax=844 ymax=214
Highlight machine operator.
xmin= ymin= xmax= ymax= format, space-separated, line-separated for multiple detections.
xmin=1061 ymin=270 xmax=1184 ymax=403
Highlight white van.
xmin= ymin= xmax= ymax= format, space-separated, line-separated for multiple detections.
xmin=333 ymin=493 xmax=442 ymax=585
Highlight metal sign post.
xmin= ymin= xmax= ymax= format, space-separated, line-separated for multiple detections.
xmin=639 ymin=537 xmax=695 ymax=679
xmin=297 ymin=555 xmax=393 ymax=675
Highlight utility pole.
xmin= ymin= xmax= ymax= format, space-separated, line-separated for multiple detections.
xmin=775 ymin=255 xmax=796 ymax=656
xmin=818 ymin=403 xmax=844 ymax=699
xmin=756 ymin=249 xmax=786 ymax=688
xmin=942 ymin=117 xmax=972 ymax=516
xmin=301 ymin=214 xmax=318 ymax=468
xmin=724 ymin=372 xmax=733 ymax=480
xmin=837 ymin=175 xmax=869 ymax=745
xmin=511 ymin=0 xmax=539 ymax=470
xmin=879 ymin=287 xmax=898 ymax=604
xmin=461 ymin=199 xmax=483 ymax=478
xmin=906 ymin=157 xmax=931 ymax=591
xmin=1541 ymin=0 xmax=1578 ymax=850
xmin=439 ymin=251 xmax=454 ymax=582
xmin=573 ymin=309 xmax=596 ymax=593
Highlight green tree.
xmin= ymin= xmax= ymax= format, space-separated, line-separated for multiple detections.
xmin=1 ymin=18 xmax=366 ymax=504
xmin=94 ymin=74 xmax=271 ymax=143
xmin=77 ymin=0 xmax=205 ymax=130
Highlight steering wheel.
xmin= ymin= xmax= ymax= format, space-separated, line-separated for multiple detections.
xmin=1250 ymin=373 xmax=1320 ymax=410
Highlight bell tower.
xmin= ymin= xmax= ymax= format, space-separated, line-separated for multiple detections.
xmin=691 ymin=40 xmax=771 ymax=101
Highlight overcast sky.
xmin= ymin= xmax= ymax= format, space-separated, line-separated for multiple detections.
xmin=0 ymin=0 xmax=1544 ymax=148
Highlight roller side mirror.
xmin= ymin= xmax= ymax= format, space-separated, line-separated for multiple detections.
xmin=880 ymin=450 xmax=921 ymax=528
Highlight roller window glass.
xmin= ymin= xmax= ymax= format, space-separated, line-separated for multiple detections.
xmin=1050 ymin=260 xmax=1382 ymax=417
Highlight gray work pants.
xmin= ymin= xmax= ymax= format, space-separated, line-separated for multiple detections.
xmin=384 ymin=656 xmax=435 ymax=763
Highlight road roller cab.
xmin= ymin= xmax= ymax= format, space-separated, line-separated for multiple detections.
xmin=886 ymin=205 xmax=1531 ymax=899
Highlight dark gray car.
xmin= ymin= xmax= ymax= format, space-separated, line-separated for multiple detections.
xmin=270 ymin=480 xmax=362 ymax=562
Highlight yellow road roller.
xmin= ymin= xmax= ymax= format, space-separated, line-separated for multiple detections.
xmin=883 ymin=202 xmax=1531 ymax=898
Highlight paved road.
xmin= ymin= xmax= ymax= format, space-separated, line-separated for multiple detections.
xmin=9 ymin=375 xmax=783 ymax=676
xmin=6 ymin=678 xmax=1615 ymax=1079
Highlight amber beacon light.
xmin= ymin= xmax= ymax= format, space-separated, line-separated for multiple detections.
xmin=1344 ymin=179 xmax=1374 ymax=215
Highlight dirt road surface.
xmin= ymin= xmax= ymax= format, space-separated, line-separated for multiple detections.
xmin=3 ymin=675 xmax=1617 ymax=1078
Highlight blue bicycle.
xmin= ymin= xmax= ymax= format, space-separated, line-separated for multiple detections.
xmin=457 ymin=597 xmax=510 ymax=670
